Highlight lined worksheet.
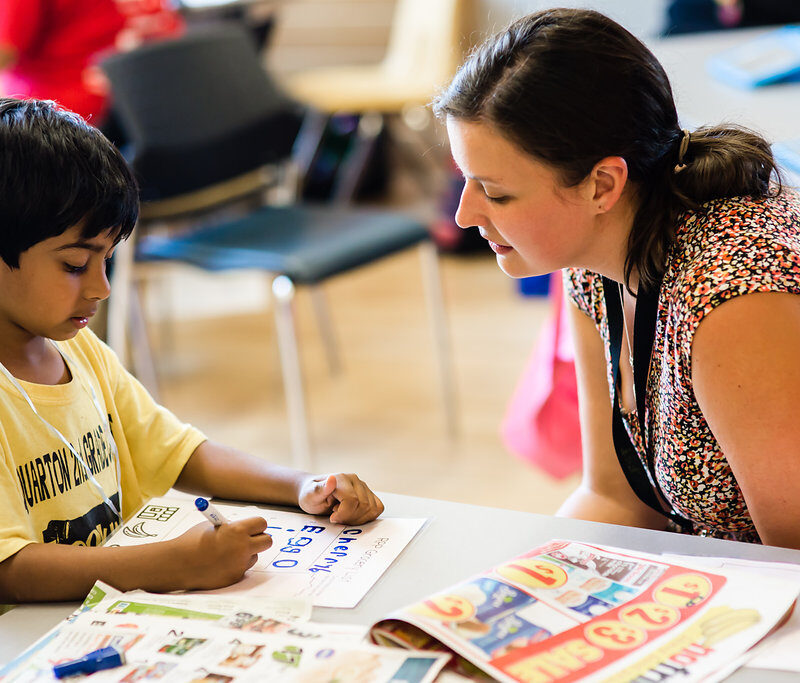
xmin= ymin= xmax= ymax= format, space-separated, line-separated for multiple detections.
xmin=106 ymin=496 xmax=426 ymax=608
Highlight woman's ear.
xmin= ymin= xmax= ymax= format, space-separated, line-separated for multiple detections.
xmin=589 ymin=156 xmax=628 ymax=214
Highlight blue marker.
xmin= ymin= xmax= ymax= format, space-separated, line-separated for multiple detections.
xmin=53 ymin=646 xmax=124 ymax=678
xmin=195 ymin=497 xmax=228 ymax=527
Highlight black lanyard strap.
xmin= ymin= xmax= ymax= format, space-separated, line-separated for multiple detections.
xmin=602 ymin=276 xmax=694 ymax=530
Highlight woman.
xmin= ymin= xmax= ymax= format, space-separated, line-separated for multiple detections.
xmin=435 ymin=8 xmax=800 ymax=547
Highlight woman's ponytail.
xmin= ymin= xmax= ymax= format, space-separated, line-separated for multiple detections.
xmin=671 ymin=125 xmax=779 ymax=207
xmin=624 ymin=125 xmax=781 ymax=289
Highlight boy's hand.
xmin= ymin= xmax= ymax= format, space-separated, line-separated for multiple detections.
xmin=298 ymin=473 xmax=384 ymax=525
xmin=169 ymin=516 xmax=272 ymax=590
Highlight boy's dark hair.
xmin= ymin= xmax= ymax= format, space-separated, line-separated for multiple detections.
xmin=0 ymin=98 xmax=139 ymax=268
xmin=433 ymin=8 xmax=780 ymax=290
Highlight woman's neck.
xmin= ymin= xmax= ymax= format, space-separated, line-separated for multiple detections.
xmin=581 ymin=201 xmax=639 ymax=290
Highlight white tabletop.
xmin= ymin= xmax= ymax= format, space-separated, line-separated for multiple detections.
xmin=650 ymin=27 xmax=800 ymax=143
xmin=2 ymin=491 xmax=800 ymax=680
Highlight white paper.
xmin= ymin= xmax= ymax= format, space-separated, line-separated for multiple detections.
xmin=105 ymin=496 xmax=426 ymax=608
xmin=664 ymin=553 xmax=800 ymax=673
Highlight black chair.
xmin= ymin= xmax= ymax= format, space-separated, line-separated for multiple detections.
xmin=102 ymin=23 xmax=456 ymax=468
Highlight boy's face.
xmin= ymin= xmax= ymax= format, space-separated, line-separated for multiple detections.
xmin=0 ymin=223 xmax=117 ymax=343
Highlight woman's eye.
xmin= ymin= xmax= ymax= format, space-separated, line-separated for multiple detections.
xmin=486 ymin=194 xmax=510 ymax=204
xmin=64 ymin=263 xmax=88 ymax=274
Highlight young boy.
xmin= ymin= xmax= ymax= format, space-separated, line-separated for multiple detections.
xmin=0 ymin=98 xmax=384 ymax=603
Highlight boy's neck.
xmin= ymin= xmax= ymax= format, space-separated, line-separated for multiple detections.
xmin=0 ymin=334 xmax=70 ymax=386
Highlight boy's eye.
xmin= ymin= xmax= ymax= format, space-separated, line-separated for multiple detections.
xmin=64 ymin=262 xmax=88 ymax=274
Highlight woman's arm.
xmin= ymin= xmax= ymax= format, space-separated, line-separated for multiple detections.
xmin=175 ymin=440 xmax=384 ymax=526
xmin=692 ymin=291 xmax=800 ymax=549
xmin=557 ymin=299 xmax=668 ymax=530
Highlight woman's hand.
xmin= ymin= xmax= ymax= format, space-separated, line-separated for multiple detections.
xmin=168 ymin=517 xmax=272 ymax=590
xmin=298 ymin=473 xmax=384 ymax=525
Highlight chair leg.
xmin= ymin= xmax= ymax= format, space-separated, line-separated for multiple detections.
xmin=292 ymin=109 xmax=329 ymax=195
xmin=128 ymin=281 xmax=161 ymax=401
xmin=107 ymin=235 xmax=135 ymax=368
xmin=420 ymin=241 xmax=458 ymax=437
xmin=310 ymin=286 xmax=341 ymax=375
xmin=271 ymin=275 xmax=313 ymax=471
xmin=332 ymin=112 xmax=384 ymax=204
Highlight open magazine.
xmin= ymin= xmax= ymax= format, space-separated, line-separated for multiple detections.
xmin=0 ymin=582 xmax=449 ymax=682
xmin=370 ymin=540 xmax=799 ymax=682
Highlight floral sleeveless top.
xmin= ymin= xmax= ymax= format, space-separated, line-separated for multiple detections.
xmin=565 ymin=192 xmax=800 ymax=542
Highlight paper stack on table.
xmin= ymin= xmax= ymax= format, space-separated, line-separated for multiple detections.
xmin=370 ymin=540 xmax=799 ymax=682
xmin=0 ymin=581 xmax=449 ymax=682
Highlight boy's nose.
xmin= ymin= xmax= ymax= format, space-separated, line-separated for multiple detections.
xmin=85 ymin=266 xmax=111 ymax=301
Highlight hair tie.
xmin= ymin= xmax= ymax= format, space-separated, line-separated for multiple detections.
xmin=674 ymin=129 xmax=691 ymax=173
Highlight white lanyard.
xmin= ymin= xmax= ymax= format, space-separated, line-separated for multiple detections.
xmin=0 ymin=343 xmax=122 ymax=521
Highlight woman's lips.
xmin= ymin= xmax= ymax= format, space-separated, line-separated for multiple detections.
xmin=487 ymin=239 xmax=512 ymax=255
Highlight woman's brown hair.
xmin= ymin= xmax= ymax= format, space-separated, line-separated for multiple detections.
xmin=433 ymin=8 xmax=780 ymax=290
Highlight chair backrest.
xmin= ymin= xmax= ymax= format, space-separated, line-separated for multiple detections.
xmin=102 ymin=23 xmax=302 ymax=202
xmin=381 ymin=0 xmax=470 ymax=87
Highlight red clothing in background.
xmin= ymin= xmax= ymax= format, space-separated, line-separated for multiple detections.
xmin=0 ymin=0 xmax=125 ymax=123
xmin=115 ymin=0 xmax=185 ymax=49
xmin=0 ymin=0 xmax=184 ymax=124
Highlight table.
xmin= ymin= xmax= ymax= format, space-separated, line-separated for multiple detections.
xmin=650 ymin=28 xmax=800 ymax=145
xmin=2 ymin=491 xmax=800 ymax=680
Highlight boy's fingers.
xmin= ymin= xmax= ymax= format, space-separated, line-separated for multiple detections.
xmin=250 ymin=532 xmax=272 ymax=553
xmin=322 ymin=473 xmax=337 ymax=498
xmin=332 ymin=480 xmax=383 ymax=524
xmin=235 ymin=516 xmax=269 ymax=535
xmin=331 ymin=494 xmax=360 ymax=523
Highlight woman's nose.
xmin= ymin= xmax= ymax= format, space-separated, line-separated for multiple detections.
xmin=454 ymin=183 xmax=481 ymax=231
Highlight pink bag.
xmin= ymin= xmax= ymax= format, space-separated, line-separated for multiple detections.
xmin=501 ymin=271 xmax=583 ymax=479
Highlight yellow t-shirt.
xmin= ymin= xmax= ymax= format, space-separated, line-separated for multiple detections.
xmin=0 ymin=329 xmax=206 ymax=564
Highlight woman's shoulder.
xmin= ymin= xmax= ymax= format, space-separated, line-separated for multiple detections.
xmin=676 ymin=191 xmax=800 ymax=242
xmin=672 ymin=192 xmax=800 ymax=273
xmin=665 ymin=191 xmax=800 ymax=330
xmin=563 ymin=267 xmax=604 ymax=319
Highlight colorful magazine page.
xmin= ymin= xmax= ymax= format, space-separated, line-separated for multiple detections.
xmin=0 ymin=581 xmax=315 ymax=680
xmin=1 ymin=611 xmax=450 ymax=683
xmin=706 ymin=25 xmax=800 ymax=88
xmin=370 ymin=540 xmax=799 ymax=683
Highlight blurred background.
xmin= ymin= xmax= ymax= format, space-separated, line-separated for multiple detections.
xmin=4 ymin=0 xmax=798 ymax=514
